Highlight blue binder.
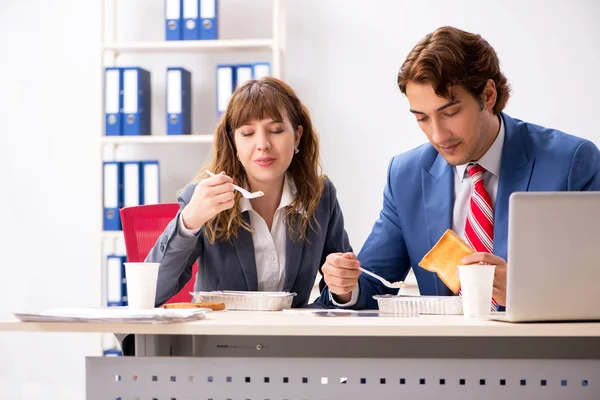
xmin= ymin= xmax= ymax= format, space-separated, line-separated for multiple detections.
xmin=122 ymin=67 xmax=151 ymax=136
xmin=216 ymin=64 xmax=235 ymax=118
xmin=166 ymin=67 xmax=191 ymax=135
xmin=252 ymin=62 xmax=271 ymax=80
xmin=106 ymin=255 xmax=127 ymax=306
xmin=142 ymin=160 xmax=161 ymax=205
xmin=122 ymin=161 xmax=143 ymax=208
xmin=182 ymin=0 xmax=200 ymax=40
xmin=104 ymin=67 xmax=122 ymax=136
xmin=200 ymin=0 xmax=218 ymax=40
xmin=235 ymin=64 xmax=253 ymax=89
xmin=165 ymin=0 xmax=183 ymax=41
xmin=103 ymin=162 xmax=123 ymax=231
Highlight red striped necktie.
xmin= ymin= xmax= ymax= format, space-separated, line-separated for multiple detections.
xmin=463 ymin=163 xmax=499 ymax=311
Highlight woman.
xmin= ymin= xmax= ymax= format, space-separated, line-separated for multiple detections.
xmin=146 ymin=77 xmax=354 ymax=308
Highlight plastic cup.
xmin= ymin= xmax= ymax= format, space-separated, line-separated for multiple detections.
xmin=124 ymin=262 xmax=160 ymax=309
xmin=457 ymin=264 xmax=496 ymax=317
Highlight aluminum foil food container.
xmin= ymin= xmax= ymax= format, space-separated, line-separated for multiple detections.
xmin=191 ymin=291 xmax=296 ymax=311
xmin=373 ymin=295 xmax=463 ymax=316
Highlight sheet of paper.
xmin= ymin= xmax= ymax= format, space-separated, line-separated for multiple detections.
xmin=14 ymin=307 xmax=208 ymax=324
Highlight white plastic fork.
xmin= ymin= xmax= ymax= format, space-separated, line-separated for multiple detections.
xmin=206 ymin=171 xmax=265 ymax=199
xmin=359 ymin=267 xmax=405 ymax=289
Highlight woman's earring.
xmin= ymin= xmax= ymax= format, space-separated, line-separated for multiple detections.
xmin=294 ymin=145 xmax=300 ymax=154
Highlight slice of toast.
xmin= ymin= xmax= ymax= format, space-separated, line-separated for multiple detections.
xmin=163 ymin=302 xmax=226 ymax=311
xmin=418 ymin=229 xmax=474 ymax=293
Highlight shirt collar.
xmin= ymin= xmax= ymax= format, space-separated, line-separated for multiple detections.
xmin=456 ymin=114 xmax=505 ymax=182
xmin=239 ymin=173 xmax=297 ymax=213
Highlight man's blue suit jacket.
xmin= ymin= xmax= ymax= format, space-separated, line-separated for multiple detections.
xmin=320 ymin=113 xmax=600 ymax=309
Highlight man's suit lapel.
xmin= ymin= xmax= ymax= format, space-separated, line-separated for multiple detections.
xmin=232 ymin=212 xmax=259 ymax=291
xmin=422 ymin=154 xmax=454 ymax=296
xmin=494 ymin=113 xmax=535 ymax=260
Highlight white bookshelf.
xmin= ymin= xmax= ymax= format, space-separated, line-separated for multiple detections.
xmin=100 ymin=231 xmax=124 ymax=241
xmin=102 ymin=39 xmax=275 ymax=53
xmin=99 ymin=0 xmax=287 ymax=354
xmin=101 ymin=134 xmax=214 ymax=145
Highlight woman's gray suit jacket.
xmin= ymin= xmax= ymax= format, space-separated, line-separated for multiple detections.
xmin=146 ymin=178 xmax=352 ymax=308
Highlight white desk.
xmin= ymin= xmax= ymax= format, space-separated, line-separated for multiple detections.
xmin=2 ymin=312 xmax=599 ymax=399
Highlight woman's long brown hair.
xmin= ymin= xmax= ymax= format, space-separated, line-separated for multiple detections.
xmin=192 ymin=77 xmax=324 ymax=243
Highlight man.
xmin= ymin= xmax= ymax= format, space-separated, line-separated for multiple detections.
xmin=318 ymin=26 xmax=600 ymax=309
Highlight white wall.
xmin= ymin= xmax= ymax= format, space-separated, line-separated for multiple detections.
xmin=0 ymin=0 xmax=598 ymax=397
xmin=0 ymin=0 xmax=102 ymax=398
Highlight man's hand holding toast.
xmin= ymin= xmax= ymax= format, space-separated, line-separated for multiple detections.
xmin=419 ymin=230 xmax=507 ymax=307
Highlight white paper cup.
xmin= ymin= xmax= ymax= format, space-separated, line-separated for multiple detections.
xmin=457 ymin=264 xmax=496 ymax=318
xmin=124 ymin=262 xmax=160 ymax=309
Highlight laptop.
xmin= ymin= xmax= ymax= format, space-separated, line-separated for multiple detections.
xmin=490 ymin=192 xmax=600 ymax=322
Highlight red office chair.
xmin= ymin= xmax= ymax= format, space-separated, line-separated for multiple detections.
xmin=120 ymin=203 xmax=199 ymax=304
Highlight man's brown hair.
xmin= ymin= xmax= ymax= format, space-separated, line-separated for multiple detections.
xmin=398 ymin=26 xmax=510 ymax=114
